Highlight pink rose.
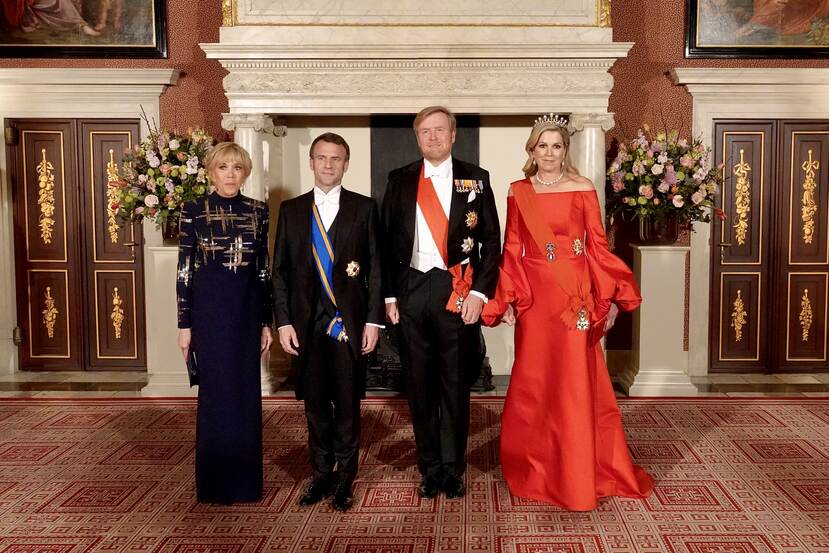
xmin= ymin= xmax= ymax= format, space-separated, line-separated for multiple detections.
xmin=639 ymin=185 xmax=654 ymax=199
xmin=145 ymin=194 xmax=159 ymax=207
xmin=672 ymin=195 xmax=684 ymax=208
xmin=658 ymin=181 xmax=670 ymax=193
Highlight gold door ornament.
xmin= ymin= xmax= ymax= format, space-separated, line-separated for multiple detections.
xmin=598 ymin=0 xmax=611 ymax=27
xmin=42 ymin=286 xmax=58 ymax=339
xmin=105 ymin=149 xmax=121 ymax=244
xmin=732 ymin=149 xmax=751 ymax=247
xmin=801 ymin=149 xmax=819 ymax=245
xmin=110 ymin=286 xmax=125 ymax=339
xmin=37 ymin=148 xmax=56 ymax=245
xmin=800 ymin=289 xmax=813 ymax=342
xmin=731 ymin=289 xmax=747 ymax=342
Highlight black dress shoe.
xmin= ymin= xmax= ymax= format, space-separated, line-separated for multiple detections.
xmin=299 ymin=474 xmax=332 ymax=506
xmin=442 ymin=474 xmax=465 ymax=499
xmin=417 ymin=475 xmax=441 ymax=499
xmin=331 ymin=477 xmax=354 ymax=512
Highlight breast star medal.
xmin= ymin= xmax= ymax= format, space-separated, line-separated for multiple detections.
xmin=461 ymin=237 xmax=475 ymax=254
xmin=346 ymin=260 xmax=360 ymax=277
xmin=465 ymin=210 xmax=479 ymax=229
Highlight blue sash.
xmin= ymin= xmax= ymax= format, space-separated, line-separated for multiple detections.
xmin=311 ymin=204 xmax=348 ymax=342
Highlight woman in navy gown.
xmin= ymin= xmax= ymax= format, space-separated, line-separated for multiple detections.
xmin=176 ymin=142 xmax=273 ymax=503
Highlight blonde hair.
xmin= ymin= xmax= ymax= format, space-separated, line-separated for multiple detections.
xmin=204 ymin=142 xmax=252 ymax=177
xmin=413 ymin=105 xmax=457 ymax=132
xmin=522 ymin=122 xmax=580 ymax=179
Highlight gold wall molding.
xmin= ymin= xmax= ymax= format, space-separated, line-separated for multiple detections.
xmin=801 ymin=149 xmax=819 ymax=245
xmin=222 ymin=0 xmax=234 ymax=26
xmin=111 ymin=286 xmax=125 ymax=340
xmin=105 ymin=149 xmax=120 ymax=244
xmin=598 ymin=0 xmax=611 ymax=27
xmin=799 ymin=288 xmax=813 ymax=342
xmin=36 ymin=148 xmax=56 ymax=245
xmin=42 ymin=286 xmax=58 ymax=339
xmin=733 ymin=148 xmax=751 ymax=247
xmin=731 ymin=289 xmax=747 ymax=342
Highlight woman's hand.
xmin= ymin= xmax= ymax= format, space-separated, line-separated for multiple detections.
xmin=260 ymin=326 xmax=273 ymax=356
xmin=177 ymin=328 xmax=191 ymax=360
xmin=604 ymin=303 xmax=620 ymax=331
xmin=502 ymin=304 xmax=516 ymax=326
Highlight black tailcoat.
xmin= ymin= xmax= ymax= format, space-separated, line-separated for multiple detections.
xmin=272 ymin=188 xmax=384 ymax=400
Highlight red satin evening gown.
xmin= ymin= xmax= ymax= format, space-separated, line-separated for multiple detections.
xmin=483 ymin=181 xmax=653 ymax=511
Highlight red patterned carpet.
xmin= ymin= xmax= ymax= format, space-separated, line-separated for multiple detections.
xmin=0 ymin=397 xmax=827 ymax=552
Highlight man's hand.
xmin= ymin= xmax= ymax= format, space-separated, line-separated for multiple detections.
xmin=177 ymin=328 xmax=191 ymax=360
xmin=461 ymin=295 xmax=484 ymax=325
xmin=260 ymin=326 xmax=273 ymax=356
xmin=385 ymin=302 xmax=400 ymax=325
xmin=278 ymin=325 xmax=300 ymax=356
xmin=604 ymin=303 xmax=620 ymax=332
xmin=502 ymin=304 xmax=516 ymax=326
xmin=362 ymin=325 xmax=380 ymax=355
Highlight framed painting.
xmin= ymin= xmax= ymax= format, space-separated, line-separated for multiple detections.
xmin=0 ymin=0 xmax=167 ymax=58
xmin=686 ymin=0 xmax=829 ymax=58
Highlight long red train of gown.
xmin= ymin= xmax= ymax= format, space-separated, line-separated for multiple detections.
xmin=482 ymin=183 xmax=654 ymax=511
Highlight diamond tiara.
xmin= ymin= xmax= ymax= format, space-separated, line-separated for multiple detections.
xmin=533 ymin=113 xmax=568 ymax=130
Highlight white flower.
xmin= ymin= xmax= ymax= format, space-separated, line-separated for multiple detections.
xmin=672 ymin=195 xmax=684 ymax=208
xmin=691 ymin=191 xmax=705 ymax=205
xmin=658 ymin=181 xmax=670 ymax=193
xmin=168 ymin=139 xmax=180 ymax=150
xmin=145 ymin=194 xmax=159 ymax=207
xmin=651 ymin=163 xmax=664 ymax=176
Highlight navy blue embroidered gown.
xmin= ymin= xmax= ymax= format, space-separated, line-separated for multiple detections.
xmin=176 ymin=192 xmax=272 ymax=503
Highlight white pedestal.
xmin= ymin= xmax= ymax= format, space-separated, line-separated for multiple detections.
xmin=142 ymin=246 xmax=195 ymax=396
xmin=628 ymin=245 xmax=698 ymax=396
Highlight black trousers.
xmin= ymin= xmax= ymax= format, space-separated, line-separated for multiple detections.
xmin=398 ymin=267 xmax=478 ymax=478
xmin=303 ymin=317 xmax=361 ymax=482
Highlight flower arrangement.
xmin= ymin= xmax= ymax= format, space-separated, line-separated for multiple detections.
xmin=112 ymin=127 xmax=213 ymax=228
xmin=607 ymin=126 xmax=725 ymax=227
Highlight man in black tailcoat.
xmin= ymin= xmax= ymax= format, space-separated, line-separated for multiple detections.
xmin=272 ymin=132 xmax=384 ymax=511
xmin=382 ymin=106 xmax=501 ymax=499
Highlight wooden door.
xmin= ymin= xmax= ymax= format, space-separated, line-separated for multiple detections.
xmin=10 ymin=120 xmax=84 ymax=370
xmin=775 ymin=122 xmax=829 ymax=371
xmin=711 ymin=121 xmax=775 ymax=371
xmin=711 ymin=119 xmax=829 ymax=372
xmin=80 ymin=120 xmax=146 ymax=370
xmin=8 ymin=118 xmax=146 ymax=371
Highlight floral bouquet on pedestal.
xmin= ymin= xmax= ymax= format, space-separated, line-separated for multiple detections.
xmin=607 ymin=126 xmax=724 ymax=242
xmin=112 ymin=127 xmax=213 ymax=232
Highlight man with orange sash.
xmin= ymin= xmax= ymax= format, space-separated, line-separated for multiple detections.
xmin=382 ymin=106 xmax=501 ymax=499
xmin=273 ymin=133 xmax=384 ymax=511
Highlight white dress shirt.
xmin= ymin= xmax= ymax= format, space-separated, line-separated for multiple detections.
xmin=384 ymin=158 xmax=486 ymax=304
xmin=314 ymin=184 xmax=341 ymax=231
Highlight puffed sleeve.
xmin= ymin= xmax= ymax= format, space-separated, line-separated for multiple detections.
xmin=176 ymin=201 xmax=198 ymax=329
xmin=481 ymin=197 xmax=533 ymax=327
xmin=583 ymin=191 xmax=641 ymax=312
xmin=256 ymin=203 xmax=274 ymax=327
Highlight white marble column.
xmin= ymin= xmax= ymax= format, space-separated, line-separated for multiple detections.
xmin=221 ymin=113 xmax=285 ymax=201
xmin=568 ymin=113 xmax=614 ymax=218
xmin=628 ymin=245 xmax=698 ymax=396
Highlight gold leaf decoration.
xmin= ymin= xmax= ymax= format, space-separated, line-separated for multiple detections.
xmin=800 ymin=289 xmax=813 ymax=342
xmin=222 ymin=0 xmax=234 ymax=26
xmin=732 ymin=149 xmax=751 ymax=247
xmin=731 ymin=289 xmax=747 ymax=343
xmin=598 ymin=0 xmax=611 ymax=27
xmin=37 ymin=148 xmax=56 ymax=245
xmin=801 ymin=149 xmax=819 ymax=245
xmin=105 ymin=149 xmax=121 ymax=244
xmin=42 ymin=286 xmax=58 ymax=339
xmin=111 ymin=286 xmax=125 ymax=340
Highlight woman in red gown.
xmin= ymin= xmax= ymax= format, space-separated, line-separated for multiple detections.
xmin=482 ymin=116 xmax=653 ymax=511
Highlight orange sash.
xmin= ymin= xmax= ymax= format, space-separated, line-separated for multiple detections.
xmin=416 ymin=166 xmax=473 ymax=313
xmin=511 ymin=180 xmax=597 ymax=334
